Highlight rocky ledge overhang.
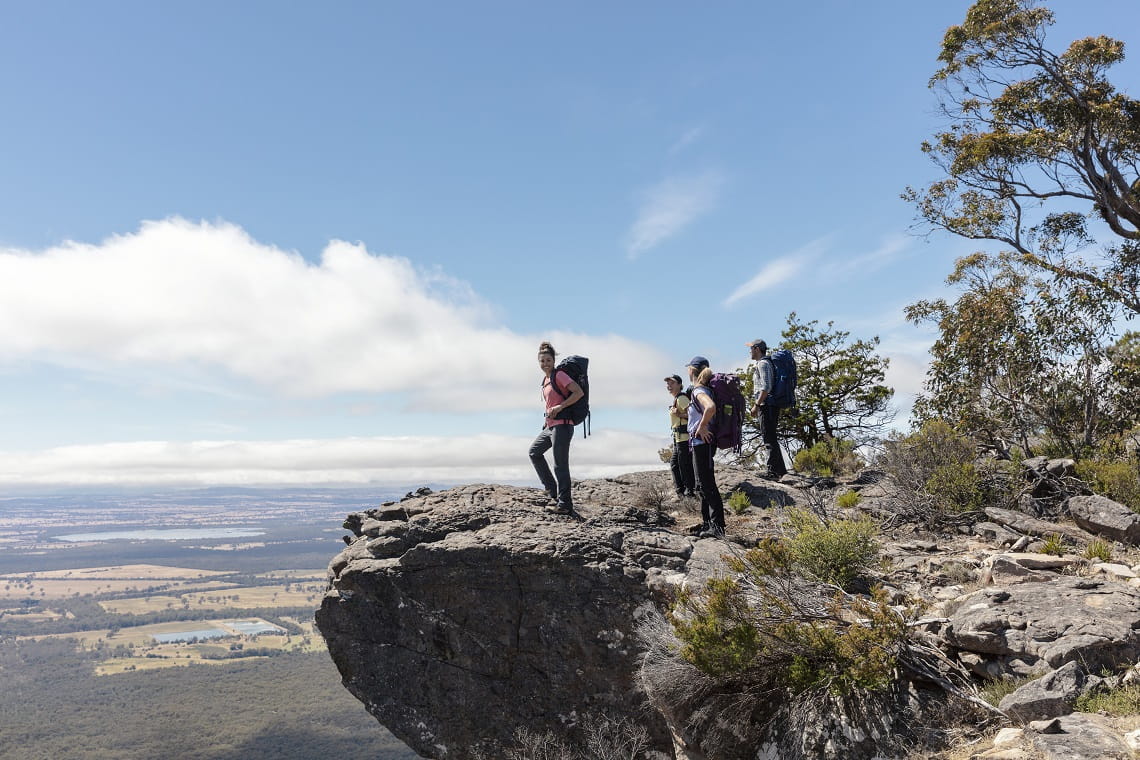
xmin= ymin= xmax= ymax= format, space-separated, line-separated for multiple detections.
xmin=314 ymin=475 xmax=728 ymax=758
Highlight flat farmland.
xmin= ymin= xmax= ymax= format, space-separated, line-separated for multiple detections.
xmin=99 ymin=583 xmax=324 ymax=614
xmin=0 ymin=577 xmax=237 ymax=601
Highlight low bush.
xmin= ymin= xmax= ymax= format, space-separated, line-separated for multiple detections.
xmin=1075 ymin=458 xmax=1140 ymax=512
xmin=726 ymin=490 xmax=751 ymax=515
xmin=835 ymin=490 xmax=862 ymax=509
xmin=669 ymin=537 xmax=905 ymax=694
xmin=793 ymin=438 xmax=862 ymax=477
xmin=881 ymin=420 xmax=1015 ymax=521
xmin=785 ymin=508 xmax=879 ymax=591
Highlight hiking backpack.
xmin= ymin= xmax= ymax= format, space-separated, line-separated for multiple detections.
xmin=763 ymin=349 xmax=797 ymax=408
xmin=551 ymin=355 xmax=591 ymax=436
xmin=699 ymin=373 xmax=745 ymax=453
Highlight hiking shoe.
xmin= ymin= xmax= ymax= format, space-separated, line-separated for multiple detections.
xmin=698 ymin=526 xmax=725 ymax=539
xmin=545 ymin=505 xmax=574 ymax=515
xmin=759 ymin=471 xmax=784 ymax=482
xmin=686 ymin=522 xmax=708 ymax=536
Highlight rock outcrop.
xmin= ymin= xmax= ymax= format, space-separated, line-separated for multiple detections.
xmin=315 ymin=468 xmax=1140 ymax=759
xmin=316 ymin=474 xmax=738 ymax=758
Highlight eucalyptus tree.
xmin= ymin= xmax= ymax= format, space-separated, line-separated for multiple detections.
xmin=905 ymin=0 xmax=1140 ymax=316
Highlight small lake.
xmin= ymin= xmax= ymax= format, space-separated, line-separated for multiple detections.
xmin=53 ymin=528 xmax=266 ymax=543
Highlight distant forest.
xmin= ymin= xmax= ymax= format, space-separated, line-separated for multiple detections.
xmin=0 ymin=639 xmax=417 ymax=760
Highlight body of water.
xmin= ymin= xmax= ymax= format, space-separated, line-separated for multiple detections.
xmin=53 ymin=528 xmax=266 ymax=543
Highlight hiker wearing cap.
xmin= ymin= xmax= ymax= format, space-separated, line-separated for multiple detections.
xmin=664 ymin=374 xmax=696 ymax=499
xmin=530 ymin=341 xmax=584 ymax=515
xmin=686 ymin=356 xmax=725 ymax=538
xmin=748 ymin=339 xmax=788 ymax=480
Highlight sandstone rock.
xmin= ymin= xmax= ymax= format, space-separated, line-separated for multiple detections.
xmin=1027 ymin=712 xmax=1133 ymax=759
xmin=942 ymin=577 xmax=1140 ymax=673
xmin=984 ymin=507 xmax=1095 ymax=546
xmin=1124 ymin=727 xmax=1140 ymax=751
xmin=983 ymin=552 xmax=1078 ymax=584
xmin=992 ymin=727 xmax=1024 ymax=748
xmin=1068 ymin=495 xmax=1140 ymax=544
xmin=1092 ymin=562 xmax=1137 ymax=581
xmin=974 ymin=522 xmax=1019 ymax=547
xmin=998 ymin=662 xmax=1102 ymax=723
xmin=316 ymin=482 xmax=678 ymax=757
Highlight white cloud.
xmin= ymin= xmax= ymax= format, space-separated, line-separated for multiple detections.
xmin=626 ymin=171 xmax=723 ymax=258
xmin=0 ymin=218 xmax=672 ymax=411
xmin=0 ymin=430 xmax=667 ymax=487
xmin=723 ymin=236 xmax=832 ymax=308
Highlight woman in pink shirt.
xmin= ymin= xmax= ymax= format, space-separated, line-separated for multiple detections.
xmin=529 ymin=341 xmax=584 ymax=514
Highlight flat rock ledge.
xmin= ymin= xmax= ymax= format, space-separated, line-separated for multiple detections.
xmin=315 ymin=479 xmax=728 ymax=758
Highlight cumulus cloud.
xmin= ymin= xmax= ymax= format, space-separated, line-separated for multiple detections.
xmin=0 ymin=431 xmax=667 ymax=487
xmin=723 ymin=236 xmax=832 ymax=308
xmin=626 ymin=170 xmax=723 ymax=258
xmin=0 ymin=218 xmax=671 ymax=410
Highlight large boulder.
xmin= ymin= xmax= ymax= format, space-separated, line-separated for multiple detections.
xmin=315 ymin=480 xmax=720 ymax=758
xmin=998 ymin=662 xmax=1105 ymax=723
xmin=1067 ymin=494 xmax=1140 ymax=544
xmin=941 ymin=577 xmax=1140 ymax=674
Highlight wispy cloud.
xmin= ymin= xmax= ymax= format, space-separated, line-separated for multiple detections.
xmin=825 ymin=234 xmax=910 ymax=278
xmin=668 ymin=125 xmax=705 ymax=156
xmin=723 ymin=236 xmax=833 ymax=308
xmin=0 ymin=430 xmax=666 ymax=487
xmin=0 ymin=218 xmax=672 ymax=411
xmin=626 ymin=170 xmax=724 ymax=258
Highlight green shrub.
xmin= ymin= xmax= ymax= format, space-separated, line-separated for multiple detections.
xmin=785 ymin=508 xmax=879 ymax=590
xmin=1083 ymin=539 xmax=1113 ymax=562
xmin=882 ymin=420 xmax=1007 ymax=517
xmin=925 ymin=462 xmax=986 ymax=513
xmin=793 ymin=438 xmax=862 ymax=477
xmin=835 ymin=490 xmax=862 ymax=509
xmin=1074 ymin=683 xmax=1140 ymax=715
xmin=669 ymin=539 xmax=908 ymax=695
xmin=726 ymin=490 xmax=751 ymax=515
xmin=1075 ymin=458 xmax=1140 ymax=512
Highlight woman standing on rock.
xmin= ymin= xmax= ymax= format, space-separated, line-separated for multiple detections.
xmin=530 ymin=341 xmax=584 ymax=515
xmin=687 ymin=356 xmax=725 ymax=538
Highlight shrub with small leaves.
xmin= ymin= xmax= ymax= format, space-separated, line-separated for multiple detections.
xmin=726 ymin=490 xmax=751 ymax=515
xmin=1083 ymin=539 xmax=1114 ymax=562
xmin=1075 ymin=458 xmax=1140 ymax=512
xmin=835 ymin=490 xmax=862 ymax=509
xmin=669 ymin=538 xmax=909 ymax=696
xmin=785 ymin=508 xmax=879 ymax=590
xmin=793 ymin=438 xmax=862 ymax=477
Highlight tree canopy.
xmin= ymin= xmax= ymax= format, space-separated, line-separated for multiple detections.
xmin=740 ymin=313 xmax=893 ymax=459
xmin=905 ymin=0 xmax=1140 ymax=316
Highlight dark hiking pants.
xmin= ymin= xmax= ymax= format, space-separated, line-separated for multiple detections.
xmin=529 ymin=424 xmax=574 ymax=509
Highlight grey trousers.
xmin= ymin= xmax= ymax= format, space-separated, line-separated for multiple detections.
xmin=529 ymin=424 xmax=575 ymax=508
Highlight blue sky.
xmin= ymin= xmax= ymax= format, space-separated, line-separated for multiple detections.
xmin=2 ymin=1 xmax=1138 ymax=487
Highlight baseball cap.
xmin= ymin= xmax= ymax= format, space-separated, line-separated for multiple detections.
xmin=686 ymin=355 xmax=709 ymax=368
xmin=747 ymin=339 xmax=767 ymax=351
xmin=663 ymin=374 xmax=683 ymax=384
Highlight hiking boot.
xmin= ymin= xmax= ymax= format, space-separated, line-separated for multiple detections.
xmin=698 ymin=526 xmax=725 ymax=539
xmin=759 ymin=470 xmax=784 ymax=482
xmin=686 ymin=522 xmax=708 ymax=536
xmin=545 ymin=504 xmax=574 ymax=515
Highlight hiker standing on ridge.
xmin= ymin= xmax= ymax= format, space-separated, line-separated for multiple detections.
xmin=530 ymin=341 xmax=584 ymax=515
xmin=664 ymin=374 xmax=696 ymax=500
xmin=748 ymin=339 xmax=788 ymax=480
xmin=686 ymin=356 xmax=725 ymax=538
